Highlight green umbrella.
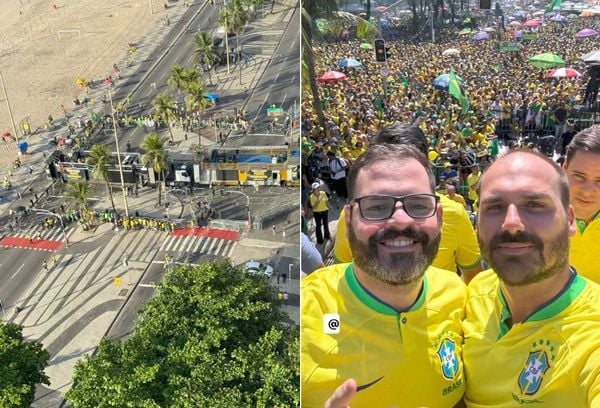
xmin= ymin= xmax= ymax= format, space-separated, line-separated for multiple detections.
xmin=359 ymin=43 xmax=373 ymax=50
xmin=529 ymin=53 xmax=566 ymax=69
xmin=459 ymin=28 xmax=473 ymax=35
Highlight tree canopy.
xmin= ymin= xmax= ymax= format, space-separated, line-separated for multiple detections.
xmin=0 ymin=322 xmax=50 ymax=407
xmin=66 ymin=259 xmax=299 ymax=407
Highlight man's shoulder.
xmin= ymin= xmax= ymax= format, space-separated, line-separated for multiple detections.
xmin=466 ymin=269 xmax=499 ymax=297
xmin=302 ymin=263 xmax=349 ymax=292
xmin=425 ymin=267 xmax=468 ymax=300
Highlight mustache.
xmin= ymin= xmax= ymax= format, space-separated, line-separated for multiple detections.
xmin=372 ymin=228 xmax=430 ymax=244
xmin=490 ymin=231 xmax=544 ymax=249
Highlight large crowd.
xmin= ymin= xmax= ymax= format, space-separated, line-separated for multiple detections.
xmin=302 ymin=7 xmax=600 ymax=211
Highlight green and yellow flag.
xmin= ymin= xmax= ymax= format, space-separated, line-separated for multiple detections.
xmin=449 ymin=69 xmax=469 ymax=115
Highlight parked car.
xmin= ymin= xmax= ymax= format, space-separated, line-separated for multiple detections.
xmin=244 ymin=260 xmax=273 ymax=278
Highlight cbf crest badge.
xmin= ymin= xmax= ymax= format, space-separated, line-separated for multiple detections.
xmin=517 ymin=339 xmax=556 ymax=399
xmin=436 ymin=338 xmax=460 ymax=380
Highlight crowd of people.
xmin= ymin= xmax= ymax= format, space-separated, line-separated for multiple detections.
xmin=300 ymin=3 xmax=600 ymax=407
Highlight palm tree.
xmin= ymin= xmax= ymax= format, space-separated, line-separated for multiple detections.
xmin=181 ymin=67 xmax=201 ymax=91
xmin=168 ymin=64 xmax=187 ymax=93
xmin=152 ymin=92 xmax=178 ymax=142
xmin=64 ymin=181 xmax=93 ymax=226
xmin=193 ymin=31 xmax=218 ymax=85
xmin=185 ymin=81 xmax=212 ymax=147
xmin=219 ymin=0 xmax=250 ymax=82
xmin=87 ymin=144 xmax=116 ymax=212
xmin=141 ymin=133 xmax=171 ymax=206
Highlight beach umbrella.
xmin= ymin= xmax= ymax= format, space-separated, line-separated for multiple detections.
xmin=546 ymin=67 xmax=582 ymax=78
xmin=551 ymin=14 xmax=568 ymax=22
xmin=580 ymin=9 xmax=599 ymax=17
xmin=513 ymin=30 xmax=524 ymax=38
xmin=206 ymin=93 xmax=219 ymax=103
xmin=524 ymin=19 xmax=542 ymax=27
xmin=579 ymin=49 xmax=600 ymax=64
xmin=514 ymin=10 xmax=528 ymax=18
xmin=433 ymin=73 xmax=464 ymax=91
xmin=359 ymin=43 xmax=373 ymax=49
xmin=471 ymin=31 xmax=491 ymax=41
xmin=458 ymin=28 xmax=473 ymax=35
xmin=576 ymin=28 xmax=599 ymax=38
xmin=337 ymin=58 xmax=362 ymax=68
xmin=442 ymin=48 xmax=461 ymax=57
xmin=529 ymin=53 xmax=566 ymax=69
xmin=317 ymin=70 xmax=347 ymax=82
xmin=533 ymin=10 xmax=546 ymax=16
xmin=567 ymin=13 xmax=578 ymax=19
xmin=509 ymin=20 xmax=522 ymax=26
xmin=483 ymin=27 xmax=496 ymax=32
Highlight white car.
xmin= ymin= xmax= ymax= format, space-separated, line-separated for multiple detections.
xmin=245 ymin=261 xmax=274 ymax=278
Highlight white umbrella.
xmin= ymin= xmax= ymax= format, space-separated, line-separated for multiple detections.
xmin=579 ymin=49 xmax=600 ymax=64
xmin=483 ymin=27 xmax=496 ymax=32
xmin=442 ymin=48 xmax=461 ymax=57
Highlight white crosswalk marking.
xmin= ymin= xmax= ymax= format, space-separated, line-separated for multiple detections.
xmin=199 ymin=237 xmax=211 ymax=253
xmin=9 ymin=224 xmax=75 ymax=243
xmin=192 ymin=236 xmax=206 ymax=253
xmin=156 ymin=230 xmax=239 ymax=259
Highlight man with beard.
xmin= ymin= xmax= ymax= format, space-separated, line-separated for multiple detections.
xmin=463 ymin=150 xmax=600 ymax=406
xmin=301 ymin=144 xmax=467 ymax=407
xmin=563 ymin=125 xmax=600 ymax=284
xmin=326 ymin=150 xmax=600 ymax=408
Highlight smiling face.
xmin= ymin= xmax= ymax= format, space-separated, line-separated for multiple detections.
xmin=477 ymin=152 xmax=575 ymax=287
xmin=565 ymin=150 xmax=600 ymax=223
xmin=345 ymin=158 xmax=442 ymax=286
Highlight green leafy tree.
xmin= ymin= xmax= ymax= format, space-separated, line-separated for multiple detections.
xmin=181 ymin=67 xmax=200 ymax=92
xmin=152 ymin=92 xmax=178 ymax=142
xmin=66 ymin=260 xmax=299 ymax=407
xmin=0 ymin=322 xmax=50 ymax=407
xmin=87 ymin=144 xmax=116 ymax=212
xmin=219 ymin=0 xmax=250 ymax=82
xmin=141 ymin=133 xmax=171 ymax=206
xmin=193 ymin=30 xmax=219 ymax=85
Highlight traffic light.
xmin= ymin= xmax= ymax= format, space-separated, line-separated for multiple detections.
xmin=374 ymin=38 xmax=386 ymax=62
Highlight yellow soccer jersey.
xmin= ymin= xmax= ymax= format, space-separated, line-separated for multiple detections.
xmin=570 ymin=215 xmax=600 ymax=284
xmin=301 ymin=263 xmax=467 ymax=408
xmin=334 ymin=195 xmax=481 ymax=273
xmin=463 ymin=270 xmax=600 ymax=407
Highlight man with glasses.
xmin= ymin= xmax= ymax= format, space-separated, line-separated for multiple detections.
xmin=301 ymin=144 xmax=467 ymax=407
xmin=327 ymin=150 xmax=600 ymax=407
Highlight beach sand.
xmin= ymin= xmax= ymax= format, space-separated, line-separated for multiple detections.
xmin=0 ymin=0 xmax=168 ymax=133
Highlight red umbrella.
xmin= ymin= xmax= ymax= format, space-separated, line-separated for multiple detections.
xmin=317 ymin=71 xmax=347 ymax=82
xmin=546 ymin=67 xmax=582 ymax=78
xmin=524 ymin=19 xmax=542 ymax=27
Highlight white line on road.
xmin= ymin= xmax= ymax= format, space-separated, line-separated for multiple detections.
xmin=273 ymin=71 xmax=280 ymax=83
xmin=138 ymin=283 xmax=157 ymax=288
xmin=11 ymin=264 xmax=25 ymax=280
xmin=255 ymin=93 xmax=270 ymax=121
xmin=290 ymin=75 xmax=295 ymax=85
xmin=280 ymin=94 xmax=287 ymax=108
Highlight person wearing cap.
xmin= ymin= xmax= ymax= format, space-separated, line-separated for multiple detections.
xmin=309 ymin=181 xmax=332 ymax=245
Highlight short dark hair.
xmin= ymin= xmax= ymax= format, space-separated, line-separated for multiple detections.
xmin=480 ymin=149 xmax=570 ymax=210
xmin=566 ymin=125 xmax=600 ymax=164
xmin=346 ymin=144 xmax=435 ymax=200
xmin=372 ymin=123 xmax=429 ymax=155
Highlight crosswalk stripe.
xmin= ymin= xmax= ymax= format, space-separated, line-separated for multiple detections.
xmin=207 ymin=238 xmax=218 ymax=254
xmin=164 ymin=236 xmax=177 ymax=251
xmin=213 ymin=240 xmax=225 ymax=255
xmin=191 ymin=236 xmax=206 ymax=253
xmin=200 ymin=237 xmax=211 ymax=253
xmin=185 ymin=235 xmax=197 ymax=252
xmin=226 ymin=241 xmax=237 ymax=258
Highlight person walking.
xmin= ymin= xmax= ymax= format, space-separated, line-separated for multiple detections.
xmin=42 ymin=261 xmax=48 ymax=272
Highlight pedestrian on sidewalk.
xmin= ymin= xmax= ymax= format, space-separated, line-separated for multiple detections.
xmin=283 ymin=291 xmax=289 ymax=306
xmin=28 ymin=235 xmax=32 ymax=244
xmin=52 ymin=255 xmax=57 ymax=266
xmin=42 ymin=261 xmax=48 ymax=272
xmin=282 ymin=272 xmax=287 ymax=284
xmin=28 ymin=165 xmax=34 ymax=175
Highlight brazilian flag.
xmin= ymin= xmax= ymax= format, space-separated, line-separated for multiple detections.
xmin=449 ymin=69 xmax=469 ymax=115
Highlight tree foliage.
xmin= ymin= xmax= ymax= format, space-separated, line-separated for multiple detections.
xmin=66 ymin=260 xmax=299 ymax=407
xmin=0 ymin=322 xmax=50 ymax=407
xmin=87 ymin=143 xmax=116 ymax=212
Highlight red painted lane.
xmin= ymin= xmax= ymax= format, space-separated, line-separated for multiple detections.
xmin=0 ymin=236 xmax=63 ymax=251
xmin=172 ymin=227 xmax=240 ymax=241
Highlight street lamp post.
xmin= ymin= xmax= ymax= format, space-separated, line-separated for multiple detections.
xmin=107 ymin=87 xmax=131 ymax=218
xmin=225 ymin=190 xmax=251 ymax=228
xmin=0 ymin=70 xmax=20 ymax=146
xmin=223 ymin=1 xmax=231 ymax=74
xmin=34 ymin=208 xmax=69 ymax=248
xmin=288 ymin=263 xmax=292 ymax=293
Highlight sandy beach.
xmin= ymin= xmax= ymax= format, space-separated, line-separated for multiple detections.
xmin=0 ymin=0 xmax=169 ymax=134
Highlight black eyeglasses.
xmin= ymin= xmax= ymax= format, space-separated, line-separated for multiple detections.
xmin=352 ymin=194 xmax=439 ymax=221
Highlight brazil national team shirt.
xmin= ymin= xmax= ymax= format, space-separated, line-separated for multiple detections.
xmin=463 ymin=270 xmax=600 ymax=407
xmin=301 ymin=263 xmax=467 ymax=408
xmin=570 ymin=214 xmax=600 ymax=284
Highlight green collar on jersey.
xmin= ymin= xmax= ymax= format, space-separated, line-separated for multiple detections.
xmin=345 ymin=263 xmax=427 ymax=315
xmin=497 ymin=271 xmax=586 ymax=339
xmin=576 ymin=211 xmax=600 ymax=234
